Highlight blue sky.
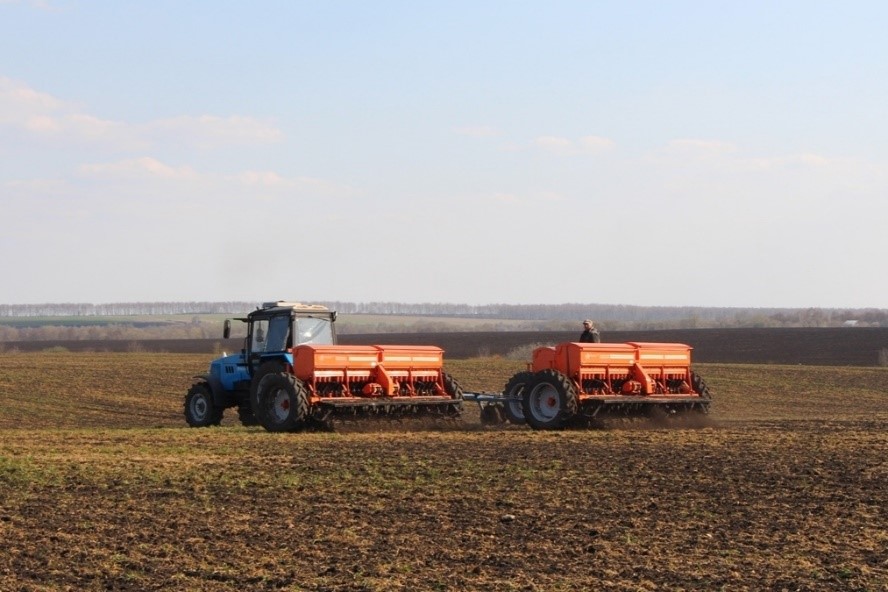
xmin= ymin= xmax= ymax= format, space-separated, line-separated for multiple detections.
xmin=1 ymin=1 xmax=886 ymax=308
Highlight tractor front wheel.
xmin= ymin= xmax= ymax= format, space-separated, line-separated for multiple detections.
xmin=522 ymin=370 xmax=578 ymax=430
xmin=184 ymin=382 xmax=223 ymax=427
xmin=256 ymin=373 xmax=309 ymax=432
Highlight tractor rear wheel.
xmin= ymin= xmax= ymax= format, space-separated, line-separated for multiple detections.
xmin=522 ymin=370 xmax=578 ymax=430
xmin=503 ymin=371 xmax=533 ymax=424
xmin=256 ymin=373 xmax=309 ymax=432
xmin=250 ymin=360 xmax=286 ymax=423
xmin=184 ymin=382 xmax=223 ymax=427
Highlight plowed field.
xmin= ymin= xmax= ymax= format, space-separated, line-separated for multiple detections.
xmin=7 ymin=326 xmax=888 ymax=366
xmin=0 ymin=352 xmax=886 ymax=591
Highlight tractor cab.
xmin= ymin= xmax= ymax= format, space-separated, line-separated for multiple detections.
xmin=225 ymin=301 xmax=337 ymax=377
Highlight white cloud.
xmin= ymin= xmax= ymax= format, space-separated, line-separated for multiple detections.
xmin=480 ymin=189 xmax=566 ymax=206
xmin=534 ymin=135 xmax=573 ymax=152
xmin=0 ymin=79 xmax=140 ymax=147
xmin=656 ymin=138 xmax=846 ymax=174
xmin=454 ymin=125 xmax=500 ymax=138
xmin=23 ymin=115 xmax=61 ymax=133
xmin=539 ymin=190 xmax=565 ymax=201
xmin=72 ymin=157 xmax=355 ymax=200
xmin=743 ymin=153 xmax=833 ymax=171
xmin=0 ymin=0 xmax=57 ymax=10
xmin=146 ymin=115 xmax=284 ymax=146
xmin=663 ymin=138 xmax=738 ymax=155
xmin=533 ymin=134 xmax=615 ymax=155
xmin=0 ymin=77 xmax=283 ymax=150
xmin=78 ymin=157 xmax=200 ymax=181
xmin=230 ymin=170 xmax=354 ymax=196
xmin=0 ymin=77 xmax=68 ymax=123
xmin=2 ymin=177 xmax=69 ymax=196
xmin=577 ymin=135 xmax=616 ymax=153
xmin=232 ymin=170 xmax=289 ymax=187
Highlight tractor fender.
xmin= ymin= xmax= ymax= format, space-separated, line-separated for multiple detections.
xmin=258 ymin=352 xmax=294 ymax=368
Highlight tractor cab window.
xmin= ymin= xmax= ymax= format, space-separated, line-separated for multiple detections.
xmin=251 ymin=316 xmax=290 ymax=353
xmin=264 ymin=315 xmax=290 ymax=351
xmin=251 ymin=320 xmax=268 ymax=352
xmin=294 ymin=317 xmax=334 ymax=345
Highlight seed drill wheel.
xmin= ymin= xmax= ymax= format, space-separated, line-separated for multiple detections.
xmin=502 ymin=371 xmax=533 ymax=424
xmin=442 ymin=373 xmax=464 ymax=418
xmin=256 ymin=373 xmax=309 ymax=432
xmin=691 ymin=371 xmax=713 ymax=414
xmin=522 ymin=369 xmax=578 ymax=430
xmin=691 ymin=372 xmax=712 ymax=400
xmin=184 ymin=382 xmax=222 ymax=427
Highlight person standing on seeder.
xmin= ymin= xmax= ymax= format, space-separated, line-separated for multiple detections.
xmin=579 ymin=319 xmax=601 ymax=343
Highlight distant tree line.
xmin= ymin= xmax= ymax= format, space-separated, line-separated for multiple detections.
xmin=1 ymin=301 xmax=885 ymax=328
xmin=0 ymin=301 xmax=886 ymax=347
xmin=0 ymin=302 xmax=251 ymax=317
xmin=0 ymin=322 xmax=218 ymax=343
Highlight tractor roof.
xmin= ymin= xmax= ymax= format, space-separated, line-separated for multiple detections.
xmin=258 ymin=301 xmax=332 ymax=315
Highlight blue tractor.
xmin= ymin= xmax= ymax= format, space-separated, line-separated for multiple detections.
xmin=184 ymin=301 xmax=337 ymax=427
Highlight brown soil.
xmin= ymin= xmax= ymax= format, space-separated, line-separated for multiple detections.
xmin=0 ymin=353 xmax=886 ymax=591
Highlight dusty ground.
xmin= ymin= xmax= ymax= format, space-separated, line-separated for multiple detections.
xmin=0 ymin=353 xmax=886 ymax=591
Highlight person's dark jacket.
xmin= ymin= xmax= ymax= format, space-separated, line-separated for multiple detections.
xmin=579 ymin=328 xmax=601 ymax=343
